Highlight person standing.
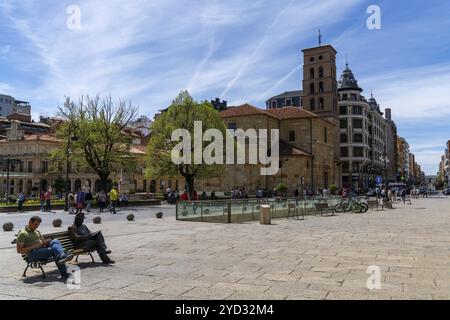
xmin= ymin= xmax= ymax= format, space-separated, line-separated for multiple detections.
xmin=85 ymin=189 xmax=93 ymax=212
xmin=75 ymin=188 xmax=85 ymax=214
xmin=108 ymin=186 xmax=119 ymax=214
xmin=45 ymin=189 xmax=52 ymax=212
xmin=68 ymin=191 xmax=75 ymax=214
xmin=97 ymin=190 xmax=107 ymax=212
xmin=17 ymin=191 xmax=26 ymax=213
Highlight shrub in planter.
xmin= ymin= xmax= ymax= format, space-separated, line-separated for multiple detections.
xmin=156 ymin=212 xmax=163 ymax=219
xmin=93 ymin=217 xmax=101 ymax=224
xmin=52 ymin=219 xmax=62 ymax=228
xmin=181 ymin=210 xmax=188 ymax=217
xmin=203 ymin=209 xmax=210 ymax=215
xmin=3 ymin=222 xmax=13 ymax=232
xmin=127 ymin=214 xmax=135 ymax=221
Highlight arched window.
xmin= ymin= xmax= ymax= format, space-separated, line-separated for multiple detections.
xmin=319 ymin=82 xmax=324 ymax=93
xmin=310 ymin=68 xmax=315 ymax=79
xmin=310 ymin=83 xmax=315 ymax=94
xmin=310 ymin=99 xmax=316 ymax=111
xmin=319 ymin=98 xmax=324 ymax=110
xmin=319 ymin=67 xmax=324 ymax=78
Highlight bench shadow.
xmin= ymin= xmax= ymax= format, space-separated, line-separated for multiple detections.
xmin=20 ymin=262 xmax=113 ymax=285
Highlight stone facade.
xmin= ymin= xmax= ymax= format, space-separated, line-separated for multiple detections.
xmin=0 ymin=121 xmax=148 ymax=196
xmin=195 ymin=104 xmax=338 ymax=194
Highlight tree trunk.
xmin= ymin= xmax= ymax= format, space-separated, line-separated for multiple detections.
xmin=185 ymin=175 xmax=195 ymax=200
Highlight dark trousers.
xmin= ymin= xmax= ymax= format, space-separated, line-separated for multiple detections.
xmin=18 ymin=200 xmax=24 ymax=212
xmin=46 ymin=200 xmax=51 ymax=212
xmin=77 ymin=232 xmax=108 ymax=256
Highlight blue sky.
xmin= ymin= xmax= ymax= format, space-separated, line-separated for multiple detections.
xmin=0 ymin=0 xmax=449 ymax=175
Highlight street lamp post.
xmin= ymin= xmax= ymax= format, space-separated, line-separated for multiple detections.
xmin=279 ymin=159 xmax=289 ymax=185
xmin=64 ymin=128 xmax=79 ymax=212
xmin=379 ymin=153 xmax=390 ymax=185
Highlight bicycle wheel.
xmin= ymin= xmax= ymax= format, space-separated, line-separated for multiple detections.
xmin=360 ymin=203 xmax=369 ymax=213
xmin=352 ymin=203 xmax=363 ymax=213
xmin=344 ymin=202 xmax=353 ymax=213
xmin=334 ymin=203 xmax=344 ymax=213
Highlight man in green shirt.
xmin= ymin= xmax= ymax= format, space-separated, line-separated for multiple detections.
xmin=16 ymin=216 xmax=74 ymax=278
xmin=108 ymin=186 xmax=119 ymax=214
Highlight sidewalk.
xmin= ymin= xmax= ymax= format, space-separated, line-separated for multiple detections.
xmin=1 ymin=197 xmax=449 ymax=300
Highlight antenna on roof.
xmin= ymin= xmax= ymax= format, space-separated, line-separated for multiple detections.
xmin=318 ymin=29 xmax=322 ymax=46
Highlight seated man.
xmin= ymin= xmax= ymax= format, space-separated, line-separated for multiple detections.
xmin=16 ymin=216 xmax=74 ymax=278
xmin=68 ymin=213 xmax=115 ymax=264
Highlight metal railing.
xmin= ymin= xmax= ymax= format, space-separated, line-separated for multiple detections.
xmin=176 ymin=196 xmax=342 ymax=223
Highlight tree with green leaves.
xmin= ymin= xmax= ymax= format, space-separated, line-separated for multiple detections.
xmin=52 ymin=176 xmax=66 ymax=194
xmin=146 ymin=91 xmax=226 ymax=197
xmin=52 ymin=95 xmax=139 ymax=192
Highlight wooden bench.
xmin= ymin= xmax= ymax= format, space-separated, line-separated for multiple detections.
xmin=367 ymin=200 xmax=383 ymax=211
xmin=12 ymin=231 xmax=95 ymax=278
xmin=314 ymin=203 xmax=335 ymax=216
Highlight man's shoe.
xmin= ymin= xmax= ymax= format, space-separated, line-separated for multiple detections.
xmin=105 ymin=250 xmax=112 ymax=254
xmin=57 ymin=254 xmax=74 ymax=264
xmin=102 ymin=259 xmax=115 ymax=264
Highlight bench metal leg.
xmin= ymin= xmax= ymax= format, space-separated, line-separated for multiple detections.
xmin=75 ymin=255 xmax=79 ymax=263
xmin=89 ymin=252 xmax=95 ymax=263
xmin=23 ymin=264 xmax=30 ymax=277
xmin=39 ymin=265 xmax=46 ymax=278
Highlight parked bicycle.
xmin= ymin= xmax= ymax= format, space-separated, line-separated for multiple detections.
xmin=334 ymin=197 xmax=368 ymax=214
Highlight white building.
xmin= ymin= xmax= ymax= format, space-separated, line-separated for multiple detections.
xmin=338 ymin=64 xmax=386 ymax=189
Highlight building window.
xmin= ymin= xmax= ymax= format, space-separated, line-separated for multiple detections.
xmin=352 ymin=106 xmax=362 ymax=115
xmin=300 ymin=99 xmax=303 ymax=107
xmin=310 ymin=68 xmax=315 ymax=79
xmin=353 ymin=134 xmax=363 ymax=143
xmin=310 ymin=83 xmax=315 ymax=94
xmin=353 ymin=147 xmax=364 ymax=157
xmin=342 ymin=94 xmax=348 ymax=101
xmin=319 ymin=82 xmax=324 ymax=93
xmin=340 ymin=134 xmax=348 ymax=143
xmin=342 ymin=162 xmax=349 ymax=173
xmin=228 ymin=123 xmax=237 ymax=130
xmin=42 ymin=161 xmax=48 ymax=173
xmin=310 ymin=99 xmax=315 ymax=111
xmin=285 ymin=99 xmax=292 ymax=107
xmin=289 ymin=131 xmax=296 ymax=142
xmin=353 ymin=119 xmax=363 ymax=129
xmin=341 ymin=147 xmax=349 ymax=157
xmin=319 ymin=98 xmax=324 ymax=110
xmin=340 ymin=119 xmax=348 ymax=129
xmin=324 ymin=127 xmax=328 ymax=143
xmin=350 ymin=94 xmax=357 ymax=101
xmin=340 ymin=106 xmax=347 ymax=115
xmin=319 ymin=67 xmax=324 ymax=78
xmin=271 ymin=101 xmax=277 ymax=109
xmin=28 ymin=161 xmax=33 ymax=173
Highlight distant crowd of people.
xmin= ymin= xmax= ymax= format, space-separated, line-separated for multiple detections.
xmin=15 ymin=186 xmax=130 ymax=214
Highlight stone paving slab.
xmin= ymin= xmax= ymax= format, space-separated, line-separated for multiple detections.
xmin=1 ymin=198 xmax=450 ymax=300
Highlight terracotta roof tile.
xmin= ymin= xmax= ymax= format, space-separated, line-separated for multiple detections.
xmin=220 ymin=104 xmax=277 ymax=118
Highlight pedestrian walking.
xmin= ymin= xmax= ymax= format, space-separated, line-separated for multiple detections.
xmin=85 ymin=189 xmax=93 ymax=212
xmin=108 ymin=186 xmax=119 ymax=214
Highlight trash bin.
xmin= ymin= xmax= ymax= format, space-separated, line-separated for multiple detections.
xmin=260 ymin=205 xmax=271 ymax=225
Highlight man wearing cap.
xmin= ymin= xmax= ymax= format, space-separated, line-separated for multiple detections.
xmin=68 ymin=212 xmax=115 ymax=264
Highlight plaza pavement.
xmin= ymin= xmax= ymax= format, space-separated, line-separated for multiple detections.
xmin=0 ymin=196 xmax=449 ymax=300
